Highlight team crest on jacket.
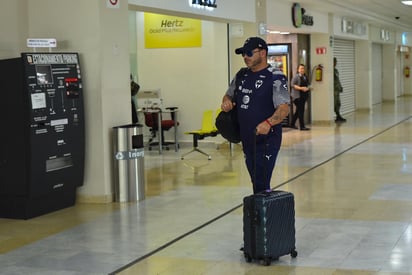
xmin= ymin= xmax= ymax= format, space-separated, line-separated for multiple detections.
xmin=255 ymin=80 xmax=263 ymax=89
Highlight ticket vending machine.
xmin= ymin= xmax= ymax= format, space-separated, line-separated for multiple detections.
xmin=0 ymin=53 xmax=85 ymax=219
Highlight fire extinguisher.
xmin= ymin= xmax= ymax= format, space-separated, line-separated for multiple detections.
xmin=315 ymin=64 xmax=323 ymax=81
xmin=405 ymin=66 xmax=410 ymax=78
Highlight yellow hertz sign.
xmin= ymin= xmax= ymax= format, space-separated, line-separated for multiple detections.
xmin=144 ymin=13 xmax=202 ymax=48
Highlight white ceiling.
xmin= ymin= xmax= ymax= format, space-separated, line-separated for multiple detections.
xmin=272 ymin=0 xmax=412 ymax=32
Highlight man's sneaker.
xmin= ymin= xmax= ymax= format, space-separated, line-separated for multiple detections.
xmin=335 ymin=117 xmax=346 ymax=122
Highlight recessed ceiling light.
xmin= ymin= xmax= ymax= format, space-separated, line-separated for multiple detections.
xmin=401 ymin=0 xmax=412 ymax=5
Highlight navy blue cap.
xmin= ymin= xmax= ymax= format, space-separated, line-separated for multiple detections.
xmin=235 ymin=37 xmax=268 ymax=55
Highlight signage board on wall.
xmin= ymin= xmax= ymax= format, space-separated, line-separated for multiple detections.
xmin=107 ymin=0 xmax=120 ymax=8
xmin=316 ymin=47 xmax=327 ymax=54
xmin=144 ymin=13 xmax=202 ymax=48
xmin=190 ymin=0 xmax=217 ymax=9
xmin=292 ymin=3 xmax=314 ymax=28
xmin=27 ymin=38 xmax=57 ymax=48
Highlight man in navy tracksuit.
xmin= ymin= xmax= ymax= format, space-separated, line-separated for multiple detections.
xmin=221 ymin=37 xmax=290 ymax=194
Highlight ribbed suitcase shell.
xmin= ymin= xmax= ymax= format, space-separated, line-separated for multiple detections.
xmin=243 ymin=190 xmax=297 ymax=265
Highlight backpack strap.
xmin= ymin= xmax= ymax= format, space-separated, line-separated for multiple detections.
xmin=233 ymin=67 xmax=248 ymax=101
xmin=235 ymin=67 xmax=248 ymax=89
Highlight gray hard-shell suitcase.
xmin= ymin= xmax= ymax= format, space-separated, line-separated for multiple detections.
xmin=243 ymin=190 xmax=297 ymax=265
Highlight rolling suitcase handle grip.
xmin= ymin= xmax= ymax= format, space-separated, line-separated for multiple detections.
xmin=253 ymin=128 xmax=269 ymax=194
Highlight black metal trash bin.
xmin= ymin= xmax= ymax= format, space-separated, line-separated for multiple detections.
xmin=112 ymin=124 xmax=145 ymax=202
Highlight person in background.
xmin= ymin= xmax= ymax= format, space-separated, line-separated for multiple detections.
xmin=290 ymin=64 xmax=310 ymax=130
xmin=334 ymin=57 xmax=346 ymax=122
xmin=220 ymin=37 xmax=290 ymax=194
xmin=131 ymin=77 xmax=140 ymax=124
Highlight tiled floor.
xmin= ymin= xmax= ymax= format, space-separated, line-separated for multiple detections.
xmin=1 ymin=97 xmax=412 ymax=274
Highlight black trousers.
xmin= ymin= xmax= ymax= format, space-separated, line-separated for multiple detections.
xmin=242 ymin=128 xmax=282 ymax=194
xmin=291 ymin=95 xmax=307 ymax=128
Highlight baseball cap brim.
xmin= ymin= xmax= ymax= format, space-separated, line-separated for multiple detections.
xmin=234 ymin=37 xmax=268 ymax=55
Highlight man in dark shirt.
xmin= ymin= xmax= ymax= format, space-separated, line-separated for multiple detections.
xmin=221 ymin=37 xmax=290 ymax=194
xmin=291 ymin=64 xmax=311 ymax=130
xmin=334 ymin=57 xmax=346 ymax=122
xmin=131 ymin=79 xmax=140 ymax=123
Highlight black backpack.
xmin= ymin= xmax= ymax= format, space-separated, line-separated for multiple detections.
xmin=215 ymin=67 xmax=248 ymax=143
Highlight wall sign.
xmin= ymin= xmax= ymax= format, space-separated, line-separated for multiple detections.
xmin=144 ymin=13 xmax=202 ymax=48
xmin=380 ymin=29 xmax=390 ymax=41
xmin=341 ymin=17 xmax=367 ymax=36
xmin=27 ymin=38 xmax=57 ymax=48
xmin=190 ymin=0 xmax=217 ymax=9
xmin=292 ymin=3 xmax=313 ymax=28
xmin=107 ymin=0 xmax=120 ymax=9
xmin=316 ymin=47 xmax=327 ymax=55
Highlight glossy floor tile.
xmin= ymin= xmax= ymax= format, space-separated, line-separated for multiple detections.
xmin=1 ymin=97 xmax=412 ymax=274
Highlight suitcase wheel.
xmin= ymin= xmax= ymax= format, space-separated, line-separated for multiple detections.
xmin=262 ymin=258 xmax=271 ymax=266
xmin=291 ymin=249 xmax=298 ymax=258
xmin=244 ymin=253 xmax=252 ymax=263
